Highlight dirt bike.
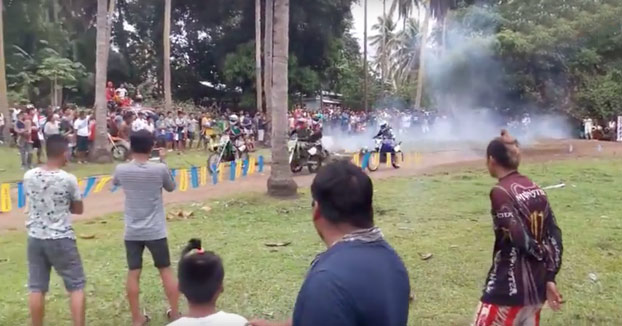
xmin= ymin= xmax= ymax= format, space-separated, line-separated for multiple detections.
xmin=108 ymin=134 xmax=130 ymax=161
xmin=364 ymin=137 xmax=403 ymax=172
xmin=207 ymin=134 xmax=249 ymax=174
xmin=288 ymin=136 xmax=328 ymax=174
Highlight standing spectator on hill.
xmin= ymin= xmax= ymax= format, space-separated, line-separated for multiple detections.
xmin=165 ymin=111 xmax=176 ymax=151
xmin=24 ymin=135 xmax=86 ymax=326
xmin=29 ymin=108 xmax=44 ymax=165
xmin=250 ymin=161 xmax=411 ymax=326
xmin=166 ymin=239 xmax=248 ymax=326
xmin=15 ymin=111 xmax=33 ymax=169
xmin=0 ymin=111 xmax=5 ymax=144
xmin=44 ymin=114 xmax=61 ymax=139
xmin=175 ymin=111 xmax=187 ymax=151
xmin=473 ymin=130 xmax=563 ymax=326
xmin=73 ymin=111 xmax=89 ymax=164
xmin=187 ymin=113 xmax=198 ymax=149
xmin=113 ymin=130 xmax=180 ymax=326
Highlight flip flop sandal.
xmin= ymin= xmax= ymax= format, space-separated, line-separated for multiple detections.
xmin=166 ymin=308 xmax=181 ymax=321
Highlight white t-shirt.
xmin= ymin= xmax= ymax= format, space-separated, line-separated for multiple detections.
xmin=132 ymin=118 xmax=148 ymax=132
xmin=116 ymin=87 xmax=128 ymax=99
xmin=74 ymin=118 xmax=90 ymax=137
xmin=167 ymin=311 xmax=248 ymax=326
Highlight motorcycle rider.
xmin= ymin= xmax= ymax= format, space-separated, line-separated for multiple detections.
xmin=375 ymin=121 xmax=396 ymax=141
xmin=308 ymin=114 xmax=323 ymax=143
xmin=226 ymin=114 xmax=243 ymax=140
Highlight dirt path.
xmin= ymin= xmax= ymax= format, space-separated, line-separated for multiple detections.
xmin=2 ymin=139 xmax=619 ymax=232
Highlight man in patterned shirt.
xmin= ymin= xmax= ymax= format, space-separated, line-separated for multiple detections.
xmin=24 ymin=134 xmax=86 ymax=326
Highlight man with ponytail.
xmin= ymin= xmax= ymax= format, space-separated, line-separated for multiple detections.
xmin=167 ymin=239 xmax=248 ymax=326
xmin=473 ymin=130 xmax=564 ymax=326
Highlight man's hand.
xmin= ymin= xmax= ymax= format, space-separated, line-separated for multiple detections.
xmin=247 ymin=319 xmax=292 ymax=326
xmin=546 ymin=281 xmax=563 ymax=311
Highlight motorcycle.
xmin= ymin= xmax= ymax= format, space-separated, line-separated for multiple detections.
xmin=207 ymin=134 xmax=249 ymax=174
xmin=288 ymin=136 xmax=328 ymax=174
xmin=364 ymin=137 xmax=403 ymax=172
xmin=108 ymin=134 xmax=130 ymax=161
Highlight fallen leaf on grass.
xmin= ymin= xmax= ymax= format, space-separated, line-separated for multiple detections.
xmin=419 ymin=253 xmax=433 ymax=261
xmin=588 ymin=273 xmax=598 ymax=282
xmin=201 ymin=206 xmax=212 ymax=213
xmin=449 ymin=245 xmax=459 ymax=249
xmin=79 ymin=234 xmax=96 ymax=240
xmin=176 ymin=211 xmax=194 ymax=219
xmin=0 ymin=258 xmax=9 ymax=263
xmin=262 ymin=312 xmax=274 ymax=318
xmin=264 ymin=241 xmax=292 ymax=247
xmin=100 ymin=220 xmax=107 ymax=224
xmin=398 ymin=226 xmax=413 ymax=231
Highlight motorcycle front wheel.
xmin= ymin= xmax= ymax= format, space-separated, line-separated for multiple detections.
xmin=207 ymin=153 xmax=221 ymax=174
xmin=307 ymin=155 xmax=322 ymax=174
xmin=112 ymin=145 xmax=128 ymax=161
xmin=366 ymin=151 xmax=380 ymax=172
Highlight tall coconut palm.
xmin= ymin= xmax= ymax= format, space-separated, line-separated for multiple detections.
xmin=392 ymin=18 xmax=419 ymax=88
xmin=267 ymin=0 xmax=297 ymax=197
xmin=369 ymin=16 xmax=398 ymax=85
xmin=389 ymin=0 xmax=456 ymax=109
xmin=255 ymin=0 xmax=262 ymax=113
xmin=264 ymin=0 xmax=273 ymax=116
xmin=90 ymin=0 xmax=112 ymax=162
xmin=163 ymin=0 xmax=172 ymax=112
xmin=0 ymin=0 xmax=10 ymax=143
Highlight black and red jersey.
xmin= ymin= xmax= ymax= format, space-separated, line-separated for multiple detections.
xmin=482 ymin=172 xmax=563 ymax=306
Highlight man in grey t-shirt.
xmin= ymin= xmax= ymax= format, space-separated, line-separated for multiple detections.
xmin=113 ymin=130 xmax=180 ymax=325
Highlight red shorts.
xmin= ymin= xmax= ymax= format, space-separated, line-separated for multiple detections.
xmin=473 ymin=302 xmax=542 ymax=326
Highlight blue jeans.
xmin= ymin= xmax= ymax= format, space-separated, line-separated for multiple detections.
xmin=19 ymin=142 xmax=33 ymax=168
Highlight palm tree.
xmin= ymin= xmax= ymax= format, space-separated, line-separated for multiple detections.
xmin=369 ymin=16 xmax=398 ymax=87
xmin=267 ymin=0 xmax=297 ymax=197
xmin=389 ymin=0 xmax=456 ymax=109
xmin=0 ymin=0 xmax=10 ymax=143
xmin=392 ymin=18 xmax=419 ymax=88
xmin=255 ymin=0 xmax=262 ymax=113
xmin=363 ymin=0 xmax=368 ymax=111
xmin=163 ymin=0 xmax=172 ymax=112
xmin=90 ymin=0 xmax=112 ymax=162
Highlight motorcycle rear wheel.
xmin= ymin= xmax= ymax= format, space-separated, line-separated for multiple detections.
xmin=392 ymin=151 xmax=404 ymax=169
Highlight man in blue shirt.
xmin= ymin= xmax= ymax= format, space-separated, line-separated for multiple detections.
xmin=250 ymin=161 xmax=411 ymax=326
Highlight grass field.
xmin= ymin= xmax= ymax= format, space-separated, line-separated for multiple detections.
xmin=0 ymin=146 xmax=271 ymax=183
xmin=1 ymin=158 xmax=621 ymax=325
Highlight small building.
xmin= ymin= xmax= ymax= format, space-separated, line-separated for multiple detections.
xmin=302 ymin=91 xmax=342 ymax=111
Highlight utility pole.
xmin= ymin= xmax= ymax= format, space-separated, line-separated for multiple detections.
xmin=363 ymin=0 xmax=368 ymax=112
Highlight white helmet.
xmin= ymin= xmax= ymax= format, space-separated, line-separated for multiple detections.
xmin=229 ymin=114 xmax=239 ymax=125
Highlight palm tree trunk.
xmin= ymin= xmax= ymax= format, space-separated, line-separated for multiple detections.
xmin=363 ymin=0 xmax=368 ymax=111
xmin=0 ymin=0 xmax=9 ymax=143
xmin=267 ymin=0 xmax=297 ymax=198
xmin=264 ymin=0 xmax=274 ymax=115
xmin=91 ymin=0 xmax=113 ymax=162
xmin=264 ymin=0 xmax=274 ymax=144
xmin=163 ymin=0 xmax=173 ymax=112
xmin=381 ymin=0 xmax=386 ymax=83
xmin=255 ymin=0 xmax=263 ymax=113
xmin=103 ymin=0 xmax=116 ymax=67
xmin=414 ymin=8 xmax=429 ymax=110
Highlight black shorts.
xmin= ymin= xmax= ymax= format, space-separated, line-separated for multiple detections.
xmin=32 ymin=136 xmax=41 ymax=149
xmin=76 ymin=136 xmax=89 ymax=152
xmin=124 ymin=238 xmax=171 ymax=270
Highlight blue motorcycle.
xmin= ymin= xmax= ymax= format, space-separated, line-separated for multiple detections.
xmin=364 ymin=137 xmax=403 ymax=172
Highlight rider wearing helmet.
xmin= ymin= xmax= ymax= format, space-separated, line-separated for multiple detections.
xmin=375 ymin=121 xmax=395 ymax=140
xmin=308 ymin=114 xmax=323 ymax=142
xmin=226 ymin=114 xmax=243 ymax=140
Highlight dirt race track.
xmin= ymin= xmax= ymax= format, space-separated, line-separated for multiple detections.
xmin=1 ymin=139 xmax=620 ymax=232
